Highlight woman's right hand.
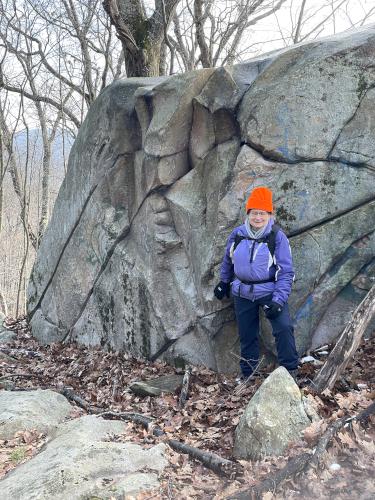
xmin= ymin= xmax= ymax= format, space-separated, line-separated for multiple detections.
xmin=214 ymin=281 xmax=230 ymax=300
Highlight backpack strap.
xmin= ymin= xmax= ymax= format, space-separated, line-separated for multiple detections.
xmin=233 ymin=224 xmax=280 ymax=257
xmin=266 ymin=224 xmax=280 ymax=259
xmin=233 ymin=233 xmax=248 ymax=252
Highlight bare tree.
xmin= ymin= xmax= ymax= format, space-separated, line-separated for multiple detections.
xmin=275 ymin=0 xmax=375 ymax=46
xmin=0 ymin=96 xmax=38 ymax=249
xmin=0 ymin=0 xmax=126 ymax=315
xmin=0 ymin=0 xmax=125 ymax=237
xmin=103 ymin=1 xmax=288 ymax=75
xmin=103 ymin=0 xmax=180 ymax=76
xmin=0 ymin=92 xmax=38 ymax=315
xmin=167 ymin=0 xmax=288 ymax=72
xmin=0 ymin=0 xmax=125 ymax=131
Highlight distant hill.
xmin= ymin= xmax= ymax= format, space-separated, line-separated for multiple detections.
xmin=13 ymin=128 xmax=74 ymax=172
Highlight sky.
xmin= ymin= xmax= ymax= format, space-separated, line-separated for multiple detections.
xmin=230 ymin=0 xmax=375 ymax=60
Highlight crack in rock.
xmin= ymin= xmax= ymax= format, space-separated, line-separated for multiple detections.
xmin=29 ymin=153 xmax=131 ymax=319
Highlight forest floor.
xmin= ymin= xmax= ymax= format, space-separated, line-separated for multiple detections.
xmin=0 ymin=317 xmax=374 ymax=499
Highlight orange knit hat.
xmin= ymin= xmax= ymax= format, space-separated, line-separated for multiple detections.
xmin=245 ymin=186 xmax=273 ymax=213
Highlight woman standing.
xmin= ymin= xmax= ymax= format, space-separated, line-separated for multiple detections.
xmin=214 ymin=186 xmax=298 ymax=381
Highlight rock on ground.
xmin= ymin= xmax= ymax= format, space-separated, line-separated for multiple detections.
xmin=0 ymin=314 xmax=15 ymax=343
xmin=0 ymin=389 xmax=72 ymax=439
xmin=233 ymin=367 xmax=312 ymax=460
xmin=0 ymin=330 xmax=16 ymax=343
xmin=28 ymin=25 xmax=375 ymax=371
xmin=130 ymin=373 xmax=183 ymax=396
xmin=0 ymin=414 xmax=167 ymax=500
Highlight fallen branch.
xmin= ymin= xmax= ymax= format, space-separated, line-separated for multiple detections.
xmin=168 ymin=438 xmax=241 ymax=478
xmin=312 ymin=284 xmax=375 ymax=393
xmin=178 ymin=365 xmax=192 ymax=408
xmin=99 ymin=410 xmax=159 ymax=431
xmin=59 ymin=387 xmax=102 ymax=414
xmin=227 ymin=402 xmax=375 ymax=499
xmin=228 ymin=453 xmax=312 ymax=499
xmin=310 ymin=400 xmax=375 ymax=468
xmin=100 ymin=410 xmax=242 ymax=478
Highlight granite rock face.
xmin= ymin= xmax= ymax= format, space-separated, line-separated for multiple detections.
xmin=28 ymin=26 xmax=375 ymax=371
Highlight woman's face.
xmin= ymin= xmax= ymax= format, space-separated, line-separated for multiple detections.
xmin=248 ymin=209 xmax=271 ymax=229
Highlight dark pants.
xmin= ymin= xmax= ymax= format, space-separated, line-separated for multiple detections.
xmin=233 ymin=294 xmax=298 ymax=377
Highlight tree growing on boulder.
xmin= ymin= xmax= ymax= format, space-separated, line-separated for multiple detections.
xmin=103 ymin=0 xmax=288 ymax=76
xmin=103 ymin=0 xmax=180 ymax=77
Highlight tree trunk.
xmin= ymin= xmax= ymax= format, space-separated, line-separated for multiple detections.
xmin=312 ymin=284 xmax=375 ymax=393
xmin=159 ymin=42 xmax=168 ymax=76
xmin=0 ymin=290 xmax=7 ymax=316
xmin=178 ymin=365 xmax=192 ymax=408
xmin=124 ymin=40 xmax=162 ymax=77
xmin=103 ymin=0 xmax=179 ymax=77
xmin=194 ymin=0 xmax=211 ymax=67
xmin=0 ymin=127 xmax=3 ymax=233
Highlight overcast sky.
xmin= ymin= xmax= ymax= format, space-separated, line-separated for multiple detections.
xmin=237 ymin=0 xmax=375 ymax=59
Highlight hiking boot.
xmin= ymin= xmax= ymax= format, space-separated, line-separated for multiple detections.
xmin=235 ymin=373 xmax=259 ymax=385
xmin=235 ymin=375 xmax=251 ymax=385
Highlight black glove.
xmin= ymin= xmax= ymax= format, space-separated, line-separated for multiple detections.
xmin=263 ymin=301 xmax=283 ymax=319
xmin=214 ymin=281 xmax=230 ymax=300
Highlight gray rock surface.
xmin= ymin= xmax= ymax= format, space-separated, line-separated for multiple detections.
xmin=0 ymin=313 xmax=14 ymax=342
xmin=0 ymin=389 xmax=72 ymax=439
xmin=0 ymin=330 xmax=15 ymax=343
xmin=0 ymin=415 xmax=167 ymax=500
xmin=233 ymin=367 xmax=312 ymax=460
xmin=28 ymin=25 xmax=375 ymax=371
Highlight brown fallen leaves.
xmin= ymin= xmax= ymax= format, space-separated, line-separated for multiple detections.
xmin=0 ymin=317 xmax=374 ymax=499
xmin=0 ymin=429 xmax=46 ymax=479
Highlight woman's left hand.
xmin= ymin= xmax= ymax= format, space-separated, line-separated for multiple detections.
xmin=263 ymin=301 xmax=283 ymax=319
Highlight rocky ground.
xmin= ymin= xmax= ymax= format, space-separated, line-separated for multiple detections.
xmin=0 ymin=317 xmax=374 ymax=499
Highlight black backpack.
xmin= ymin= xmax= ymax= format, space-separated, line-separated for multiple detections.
xmin=233 ymin=224 xmax=280 ymax=259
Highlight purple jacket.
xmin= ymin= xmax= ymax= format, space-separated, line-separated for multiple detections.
xmin=220 ymin=220 xmax=294 ymax=305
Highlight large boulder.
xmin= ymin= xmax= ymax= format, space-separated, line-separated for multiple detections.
xmin=0 ymin=415 xmax=167 ymax=500
xmin=233 ymin=367 xmax=312 ymax=460
xmin=28 ymin=26 xmax=375 ymax=371
xmin=0 ymin=389 xmax=72 ymax=439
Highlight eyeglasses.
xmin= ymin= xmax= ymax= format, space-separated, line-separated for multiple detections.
xmin=249 ymin=210 xmax=269 ymax=217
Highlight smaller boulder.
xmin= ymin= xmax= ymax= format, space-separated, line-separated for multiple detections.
xmin=0 ymin=314 xmax=15 ymax=343
xmin=0 ymin=330 xmax=16 ymax=344
xmin=233 ymin=367 xmax=312 ymax=460
xmin=130 ymin=374 xmax=183 ymax=397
